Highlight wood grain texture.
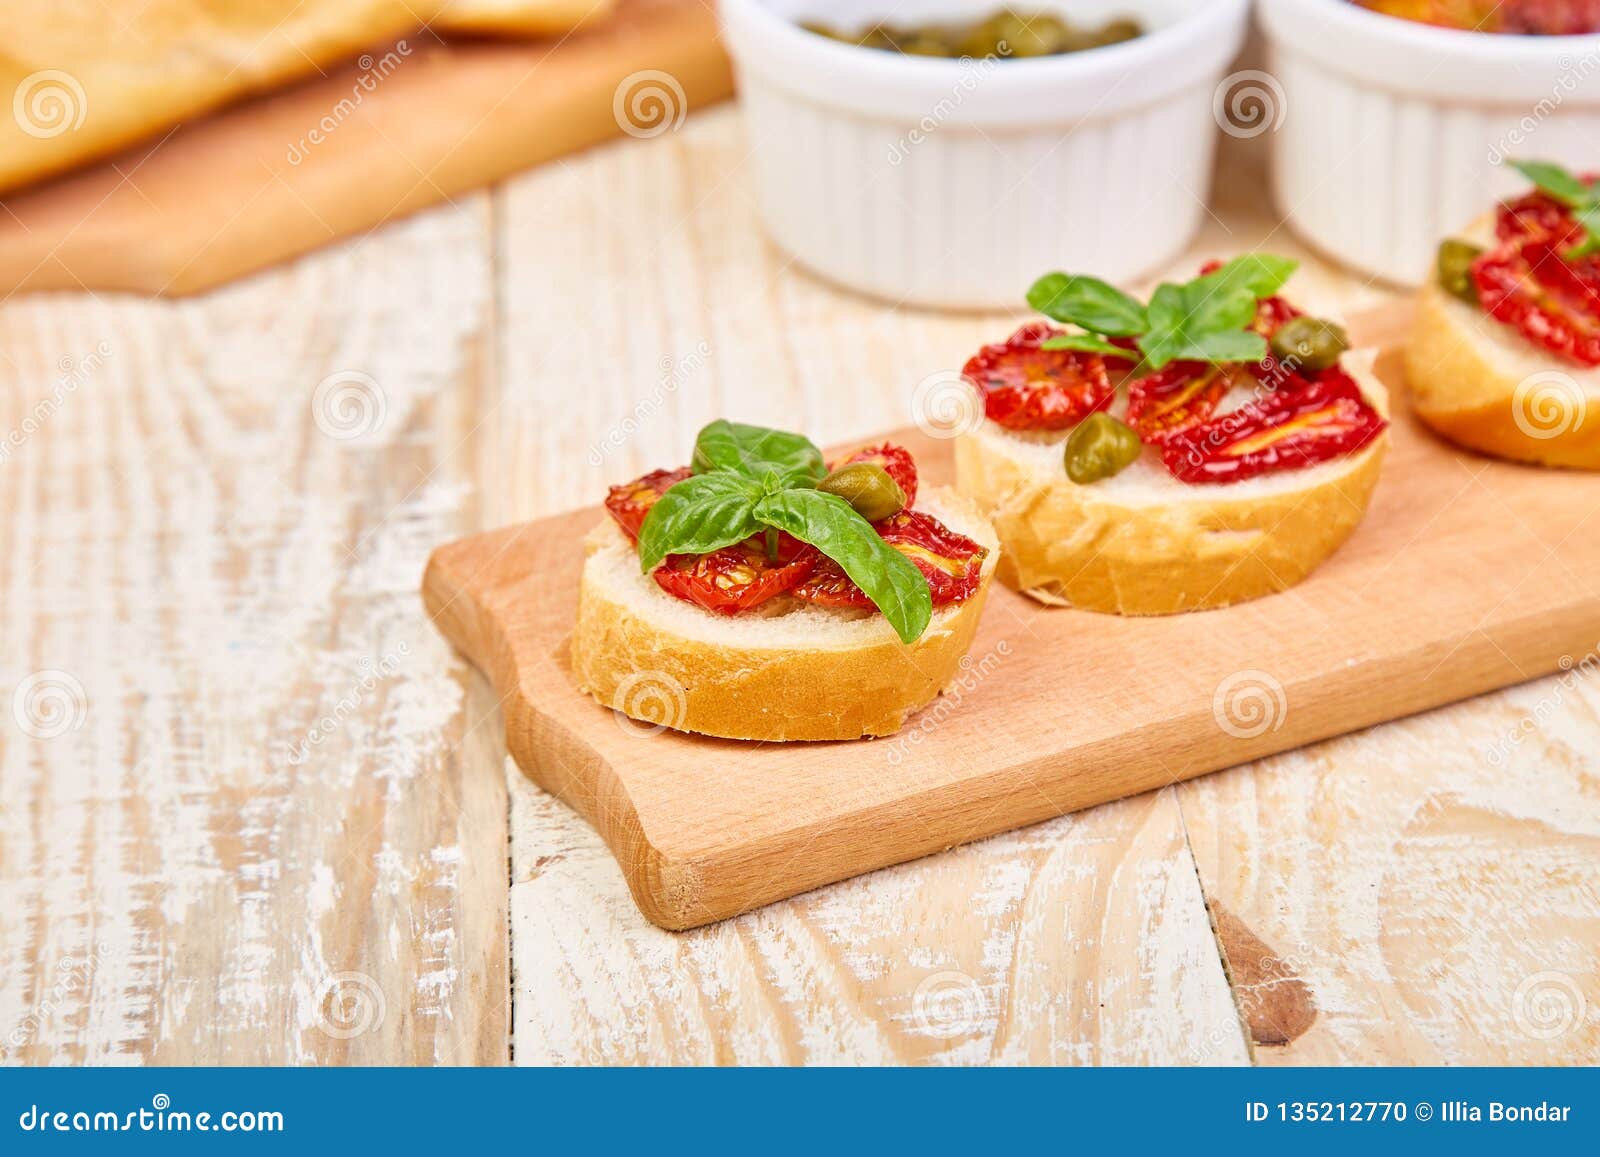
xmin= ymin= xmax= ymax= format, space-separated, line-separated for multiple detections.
xmin=488 ymin=110 xmax=1250 ymax=1056
xmin=427 ymin=378 xmax=1600 ymax=929
xmin=0 ymin=199 xmax=508 ymax=1064
xmin=0 ymin=0 xmax=731 ymax=297
xmin=7 ymin=100 xmax=1599 ymax=1065
xmin=510 ymin=773 xmax=1250 ymax=1065
xmin=490 ymin=110 xmax=1600 ymax=1059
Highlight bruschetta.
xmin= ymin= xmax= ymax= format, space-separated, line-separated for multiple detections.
xmin=955 ymin=256 xmax=1390 ymax=614
xmin=1408 ymin=160 xmax=1600 ymax=469
xmin=572 ymin=421 xmax=999 ymax=741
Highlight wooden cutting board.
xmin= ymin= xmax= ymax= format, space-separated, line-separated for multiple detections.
xmin=423 ymin=339 xmax=1600 ymax=931
xmin=0 ymin=0 xmax=729 ymax=297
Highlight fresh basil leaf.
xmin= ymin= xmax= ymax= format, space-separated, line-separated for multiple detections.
xmin=1039 ymin=332 xmax=1140 ymax=359
xmin=1195 ymin=254 xmax=1299 ymax=301
xmin=1567 ymin=203 xmax=1600 ymax=260
xmin=1027 ymin=272 xmax=1148 ymax=337
xmin=636 ymin=472 xmax=764 ymax=572
xmin=1170 ymin=329 xmax=1269 ymax=365
xmin=753 ymin=489 xmax=933 ymax=644
xmin=1510 ymin=159 xmax=1592 ymax=208
xmin=690 ymin=420 xmax=825 ymax=485
xmin=1139 ymin=271 xmax=1273 ymax=370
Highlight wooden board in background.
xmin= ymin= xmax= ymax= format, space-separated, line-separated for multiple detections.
xmin=0 ymin=0 xmax=730 ymax=297
xmin=424 ymin=341 xmax=1600 ymax=930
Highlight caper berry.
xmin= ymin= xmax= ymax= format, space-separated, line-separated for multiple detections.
xmin=799 ymin=10 xmax=1143 ymax=60
xmin=1094 ymin=17 xmax=1142 ymax=46
xmin=1064 ymin=412 xmax=1144 ymax=484
xmin=817 ymin=462 xmax=907 ymax=522
xmin=1437 ymin=238 xmax=1484 ymax=305
xmin=1269 ymin=316 xmax=1349 ymax=374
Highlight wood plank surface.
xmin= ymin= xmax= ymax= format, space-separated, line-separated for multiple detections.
xmin=0 ymin=199 xmax=507 ymax=1064
xmin=5 ymin=102 xmax=1598 ymax=1065
xmin=427 ymin=384 xmax=1600 ymax=929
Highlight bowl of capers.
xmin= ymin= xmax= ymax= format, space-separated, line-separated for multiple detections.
xmin=717 ymin=0 xmax=1251 ymax=308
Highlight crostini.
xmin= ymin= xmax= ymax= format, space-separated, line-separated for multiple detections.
xmin=1408 ymin=160 xmax=1600 ymax=469
xmin=572 ymin=421 xmax=999 ymax=741
xmin=955 ymin=256 xmax=1390 ymax=614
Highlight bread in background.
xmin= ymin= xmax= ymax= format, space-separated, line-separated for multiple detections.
xmin=0 ymin=0 xmax=614 ymax=193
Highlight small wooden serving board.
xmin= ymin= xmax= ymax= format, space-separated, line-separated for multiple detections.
xmin=424 ymin=347 xmax=1600 ymax=930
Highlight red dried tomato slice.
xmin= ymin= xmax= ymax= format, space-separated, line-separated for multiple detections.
xmin=1125 ymin=362 xmax=1233 ymax=446
xmin=652 ymin=534 xmax=818 ymax=614
xmin=828 ymin=443 xmax=918 ymax=507
xmin=604 ymin=466 xmax=692 ymax=540
xmin=1473 ymin=239 xmax=1600 ymax=367
xmin=1355 ymin=0 xmax=1600 ymax=34
xmin=962 ymin=322 xmax=1114 ymax=431
xmin=1161 ymin=371 xmax=1387 ymax=484
xmin=792 ymin=511 xmax=987 ymax=609
xmin=1497 ymin=189 xmax=1586 ymax=248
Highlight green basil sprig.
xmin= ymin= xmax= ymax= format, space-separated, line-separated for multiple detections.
xmin=1025 ymin=254 xmax=1298 ymax=371
xmin=636 ymin=420 xmax=934 ymax=644
xmin=1509 ymin=158 xmax=1600 ymax=261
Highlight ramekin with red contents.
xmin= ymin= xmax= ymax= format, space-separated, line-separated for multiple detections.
xmin=1262 ymin=0 xmax=1600 ymax=285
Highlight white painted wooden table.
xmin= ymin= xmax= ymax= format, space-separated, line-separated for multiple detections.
xmin=2 ymin=107 xmax=1596 ymax=1066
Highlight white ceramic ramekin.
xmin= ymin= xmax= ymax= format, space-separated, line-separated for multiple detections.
xmin=1262 ymin=0 xmax=1600 ymax=286
xmin=716 ymin=0 xmax=1251 ymax=309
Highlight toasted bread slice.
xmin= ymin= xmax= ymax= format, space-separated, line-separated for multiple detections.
xmin=0 ymin=0 xmax=613 ymax=193
xmin=570 ymin=487 xmax=1000 ymax=741
xmin=1407 ymin=215 xmax=1600 ymax=470
xmin=953 ymin=353 xmax=1389 ymax=615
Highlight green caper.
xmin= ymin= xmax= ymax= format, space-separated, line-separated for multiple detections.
xmin=817 ymin=462 xmax=907 ymax=522
xmin=1437 ymin=238 xmax=1484 ymax=305
xmin=798 ymin=21 xmax=847 ymax=42
xmin=954 ymin=14 xmax=1009 ymax=58
xmin=899 ymin=34 xmax=955 ymax=57
xmin=1093 ymin=17 xmax=1142 ymax=46
xmin=989 ymin=13 xmax=1062 ymax=56
xmin=1064 ymin=412 xmax=1143 ymax=484
xmin=1268 ymin=315 xmax=1349 ymax=374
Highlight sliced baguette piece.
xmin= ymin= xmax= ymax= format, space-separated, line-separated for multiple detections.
xmin=570 ymin=487 xmax=999 ymax=742
xmin=954 ymin=352 xmax=1389 ymax=615
xmin=1407 ymin=214 xmax=1600 ymax=470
